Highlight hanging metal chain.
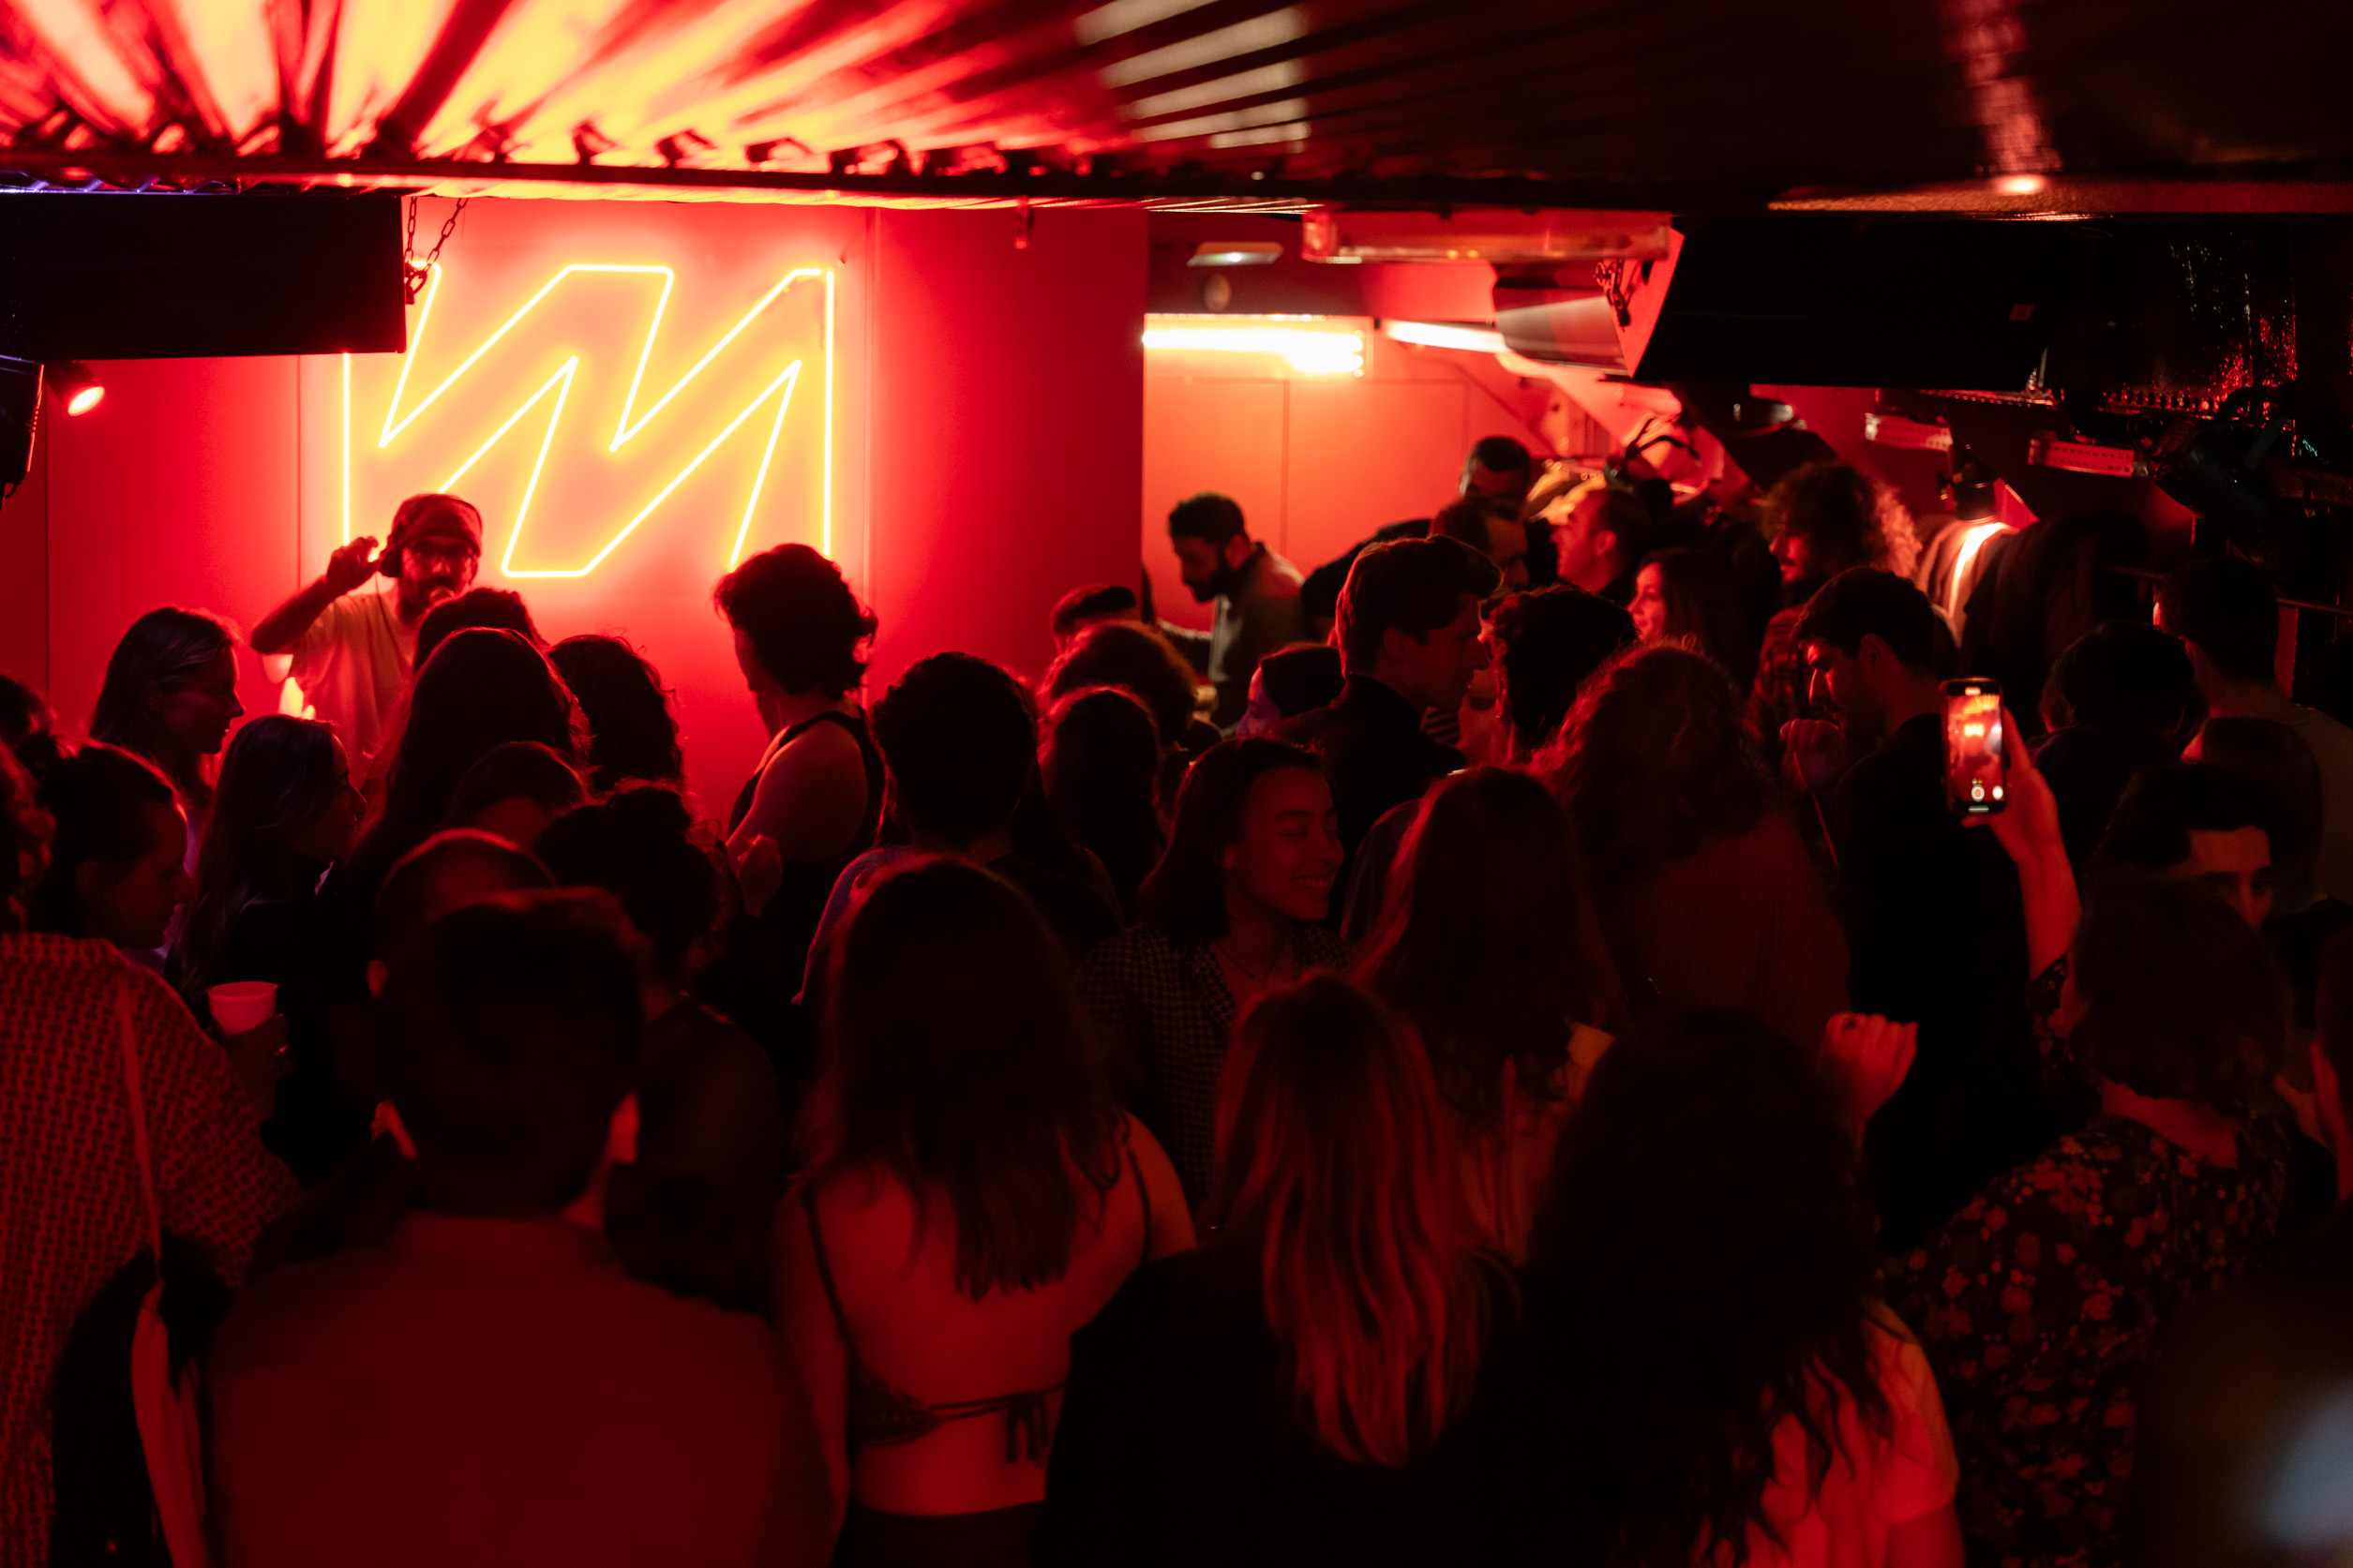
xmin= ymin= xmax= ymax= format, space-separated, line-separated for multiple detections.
xmin=402 ymin=197 xmax=469 ymax=304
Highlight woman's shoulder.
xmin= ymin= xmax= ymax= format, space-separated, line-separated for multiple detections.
xmin=768 ymin=710 xmax=868 ymax=770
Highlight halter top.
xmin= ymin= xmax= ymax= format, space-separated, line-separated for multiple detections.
xmin=803 ymin=1145 xmax=1153 ymax=1466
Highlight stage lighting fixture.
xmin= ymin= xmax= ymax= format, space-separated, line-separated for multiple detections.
xmin=47 ymin=361 xmax=102 ymax=415
xmin=1865 ymin=411 xmax=1954 ymax=453
xmin=1730 ymin=396 xmax=1796 ymax=432
xmin=0 ymin=357 xmax=40 ymax=489
xmin=1945 ymin=453 xmax=1999 ymax=522
xmin=1189 ymin=241 xmax=1282 ymax=267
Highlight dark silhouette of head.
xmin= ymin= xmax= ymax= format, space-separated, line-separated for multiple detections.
xmin=25 ymin=744 xmax=184 ymax=945
xmin=2046 ymin=621 xmax=2194 ymax=736
xmin=1041 ymin=686 xmax=1164 ymax=913
xmin=1543 ymin=644 xmax=1771 ymax=891
xmin=1486 ymin=586 xmax=1635 ymax=757
xmin=442 ymin=741 xmax=588 ymax=847
xmin=536 ymin=784 xmax=717 ymax=991
xmin=414 ymin=587 xmax=541 ymax=670
xmin=1531 ymin=1008 xmax=1887 ymax=1568
xmin=1356 ymin=768 xmax=1598 ymax=1135
xmin=1049 ymin=583 xmax=1141 ymax=648
xmin=358 ymin=629 xmax=583 ymax=888
xmin=2071 ymin=876 xmax=2288 ymax=1107
xmin=547 ymin=635 xmax=685 ymax=793
xmin=1041 ymin=620 xmax=1200 ymax=752
xmin=871 ymin=653 xmax=1036 ymax=850
xmin=181 ymin=715 xmax=353 ymax=996
xmin=373 ymin=895 xmax=644 ymax=1217
xmin=374 ymin=828 xmax=555 ymax=968
xmin=2157 ymin=555 xmax=2279 ymax=688
xmin=714 ymin=544 xmax=877 ymax=698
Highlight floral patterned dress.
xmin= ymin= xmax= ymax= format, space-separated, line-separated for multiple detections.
xmin=1881 ymin=958 xmax=2292 ymax=1568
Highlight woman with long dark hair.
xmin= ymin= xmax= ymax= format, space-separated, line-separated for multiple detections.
xmin=1544 ymin=644 xmax=1849 ymax=1052
xmin=1630 ymin=547 xmax=1760 ymax=690
xmin=1355 ymin=768 xmax=1616 ymax=1258
xmin=775 ymin=858 xmax=1191 ymax=1564
xmin=346 ymin=627 xmax=584 ymax=901
xmin=1532 ymin=1009 xmax=1963 ymax=1568
xmin=176 ymin=714 xmax=367 ymax=1182
xmin=1042 ymin=975 xmax=1530 ymax=1566
xmin=717 ymin=545 xmax=885 ymax=978
xmin=90 ymin=606 xmax=245 ymax=830
xmin=178 ymin=716 xmax=361 ymax=998
xmin=1077 ymin=739 xmax=1346 ymax=1207
xmin=1041 ymin=686 xmax=1165 ymax=919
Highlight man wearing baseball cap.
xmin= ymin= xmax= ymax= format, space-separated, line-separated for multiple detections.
xmin=252 ymin=494 xmax=483 ymax=766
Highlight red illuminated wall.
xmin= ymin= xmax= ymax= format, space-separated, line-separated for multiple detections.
xmin=0 ymin=202 xmax=1144 ymax=816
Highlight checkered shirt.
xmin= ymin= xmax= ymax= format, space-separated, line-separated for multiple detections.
xmin=1076 ymin=920 xmax=1348 ymax=1210
xmin=0 ymin=934 xmax=295 ymax=1566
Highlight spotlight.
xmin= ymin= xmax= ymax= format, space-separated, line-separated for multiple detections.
xmin=1188 ymin=242 xmax=1282 ymax=267
xmin=1945 ymin=453 xmax=1999 ymax=523
xmin=47 ymin=361 xmax=102 ymax=415
xmin=0 ymin=357 xmax=38 ymax=488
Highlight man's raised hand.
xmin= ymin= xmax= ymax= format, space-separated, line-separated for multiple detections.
xmin=322 ymin=535 xmax=382 ymax=597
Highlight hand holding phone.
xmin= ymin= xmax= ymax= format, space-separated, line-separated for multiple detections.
xmin=1942 ymin=679 xmax=2006 ymax=817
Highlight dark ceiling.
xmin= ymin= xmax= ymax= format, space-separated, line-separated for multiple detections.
xmin=1 ymin=0 xmax=2350 ymax=210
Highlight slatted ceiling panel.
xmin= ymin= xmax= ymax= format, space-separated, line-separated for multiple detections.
xmin=0 ymin=0 xmax=2348 ymax=206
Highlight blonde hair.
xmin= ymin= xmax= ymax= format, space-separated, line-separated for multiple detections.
xmin=1208 ymin=975 xmax=1497 ymax=1466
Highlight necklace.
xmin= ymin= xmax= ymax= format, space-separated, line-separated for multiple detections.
xmin=1216 ymin=935 xmax=1289 ymax=985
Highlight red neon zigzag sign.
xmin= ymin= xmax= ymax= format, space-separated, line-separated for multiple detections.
xmin=342 ymin=261 xmax=835 ymax=575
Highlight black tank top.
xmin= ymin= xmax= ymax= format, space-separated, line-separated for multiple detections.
xmin=730 ymin=708 xmax=886 ymax=977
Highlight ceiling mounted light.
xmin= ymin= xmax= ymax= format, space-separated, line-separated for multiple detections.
xmin=1142 ymin=321 xmax=1363 ymax=375
xmin=47 ymin=360 xmax=101 ymax=415
xmin=1381 ymin=320 xmax=1506 ymax=353
xmin=1946 ymin=453 xmax=2000 ymax=522
xmin=1189 ymin=241 xmax=1282 ymax=267
xmin=1865 ymin=411 xmax=1953 ymax=452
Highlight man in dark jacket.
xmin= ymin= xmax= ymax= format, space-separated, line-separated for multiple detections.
xmin=1281 ymin=536 xmax=1499 ymax=866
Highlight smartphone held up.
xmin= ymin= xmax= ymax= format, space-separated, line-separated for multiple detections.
xmin=1943 ymin=679 xmax=2006 ymax=817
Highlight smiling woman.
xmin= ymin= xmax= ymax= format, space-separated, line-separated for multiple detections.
xmin=1076 ymin=738 xmax=1347 ymax=1208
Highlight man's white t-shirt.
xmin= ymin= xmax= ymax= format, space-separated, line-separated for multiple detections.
xmin=288 ymin=580 xmax=413 ymax=768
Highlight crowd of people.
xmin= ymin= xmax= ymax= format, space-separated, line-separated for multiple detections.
xmin=6 ymin=440 xmax=2353 ymax=1568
